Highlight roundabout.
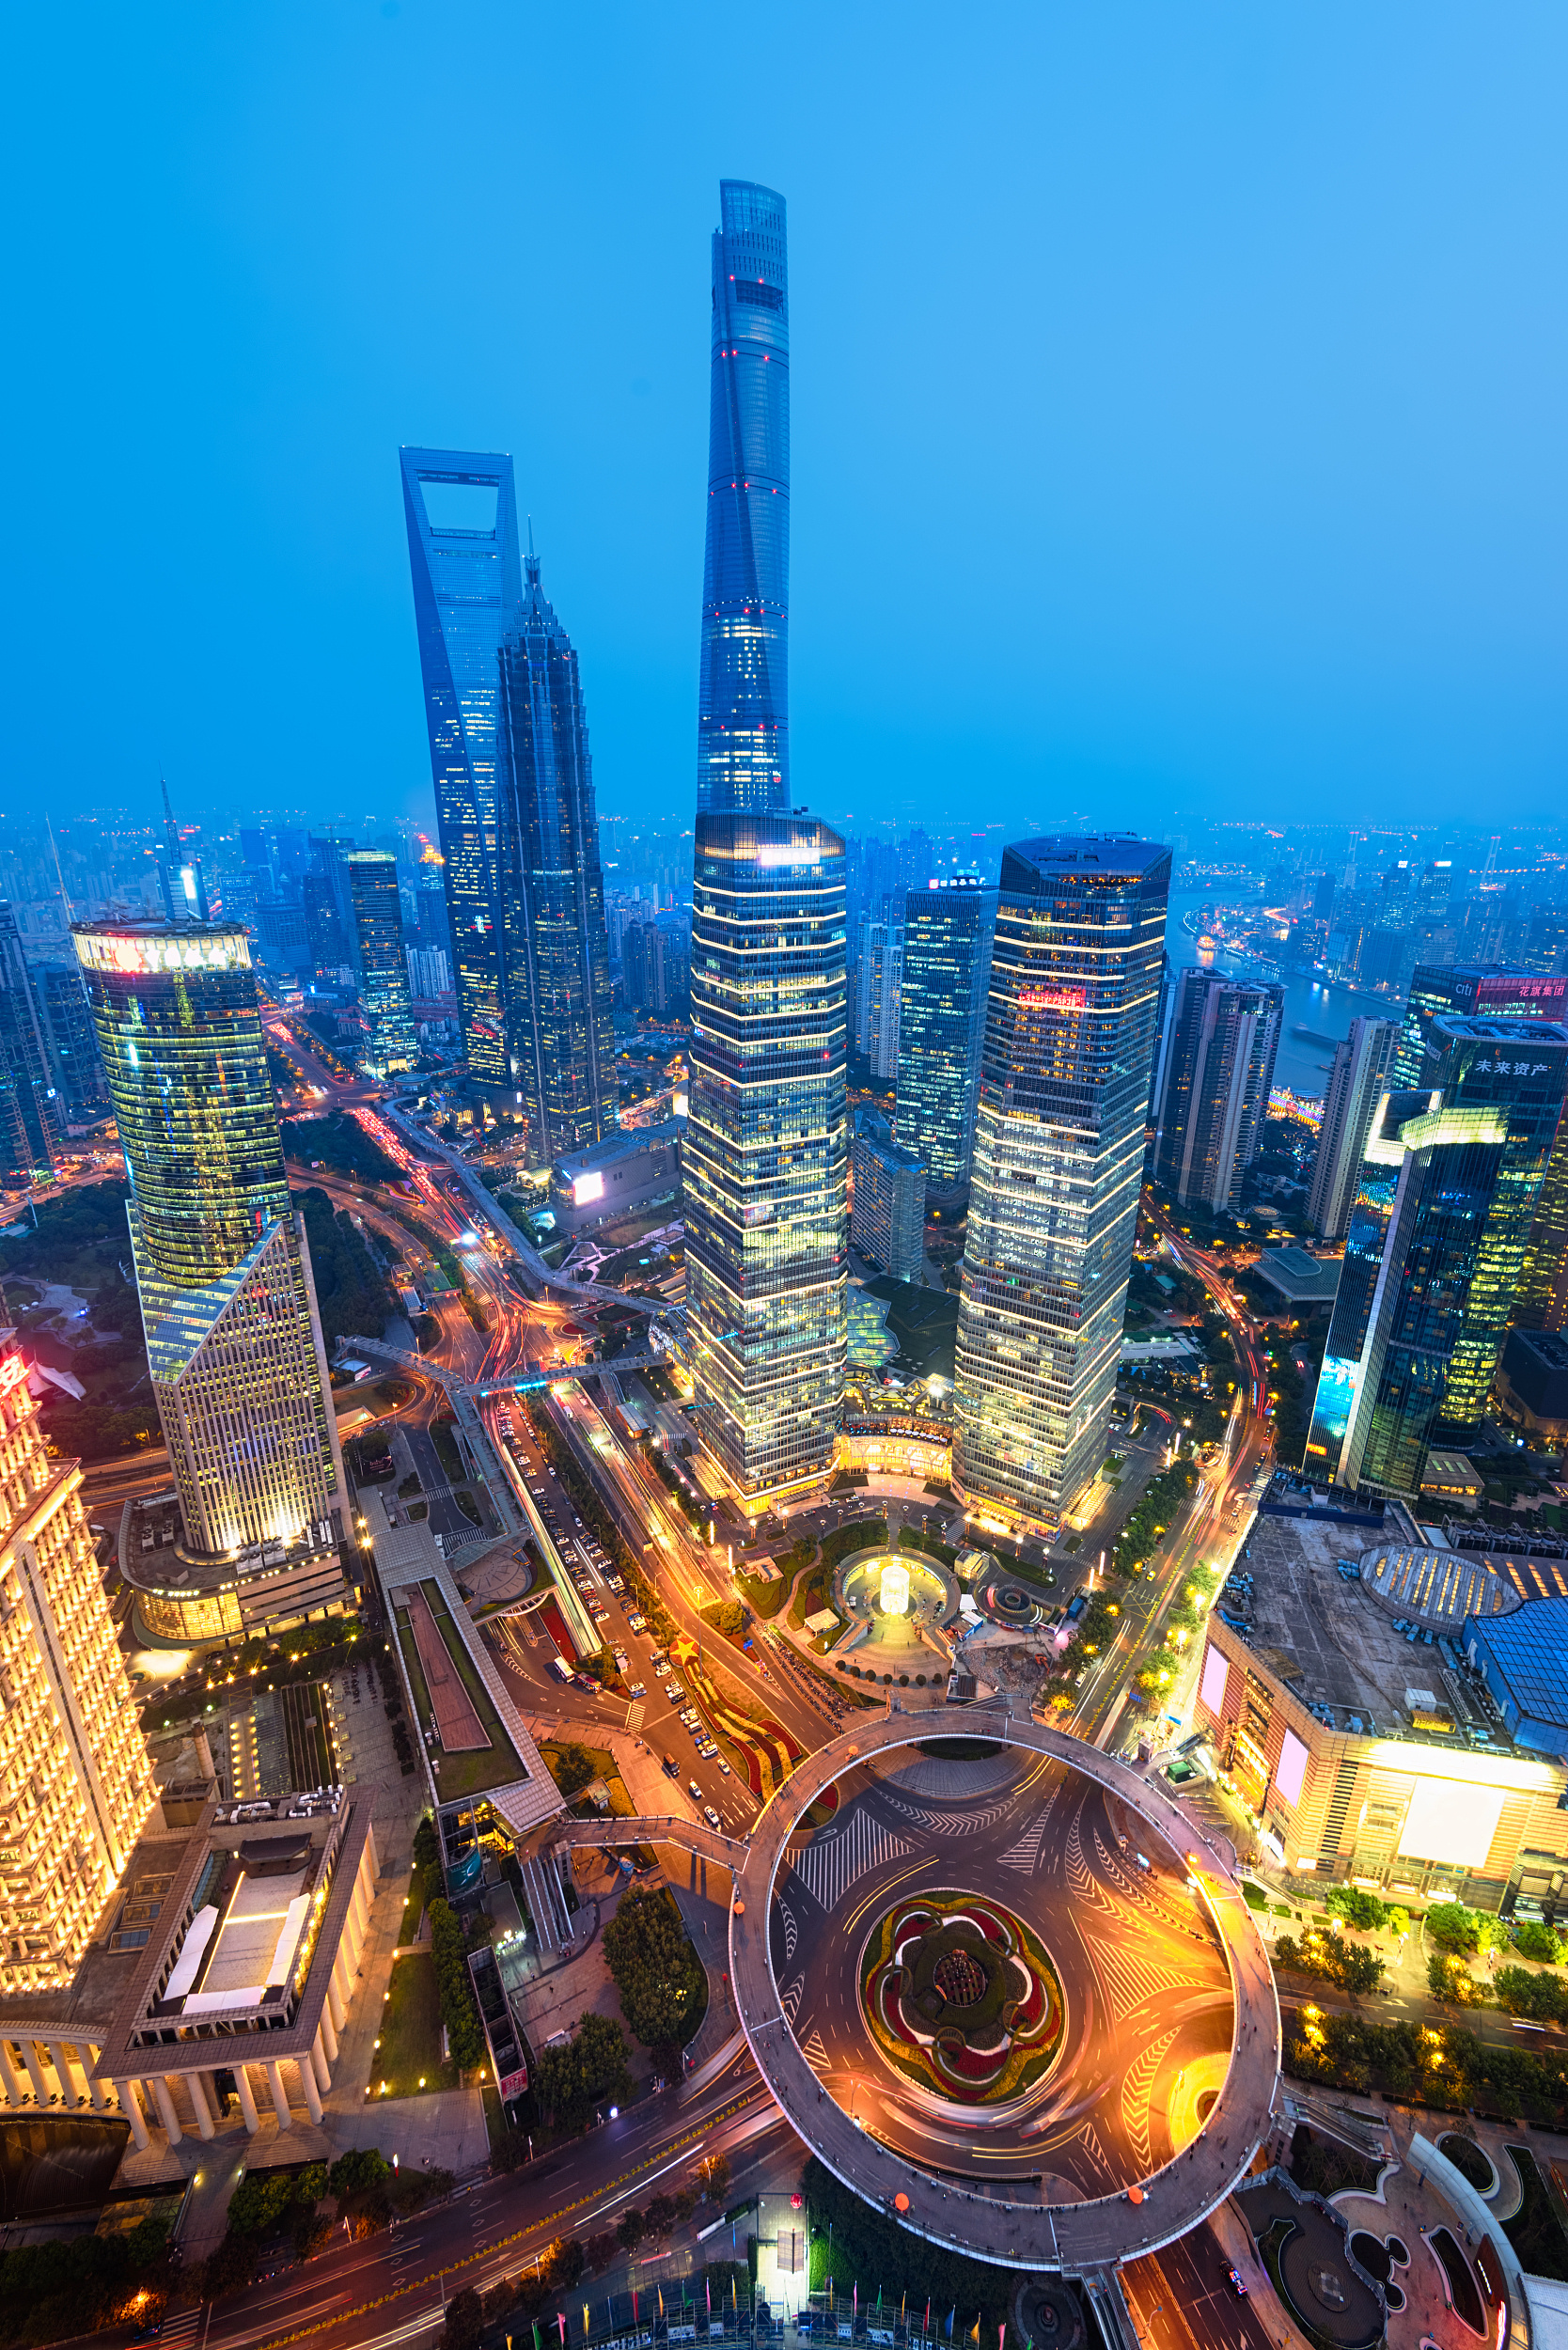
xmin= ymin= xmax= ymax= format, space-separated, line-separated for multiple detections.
xmin=728 ymin=1709 xmax=1281 ymax=2270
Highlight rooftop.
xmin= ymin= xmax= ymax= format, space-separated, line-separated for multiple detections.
xmin=549 ymin=1118 xmax=682 ymax=1183
xmin=1254 ymin=1246 xmax=1341 ymax=1306
xmin=1226 ymin=1512 xmax=1551 ymax=1747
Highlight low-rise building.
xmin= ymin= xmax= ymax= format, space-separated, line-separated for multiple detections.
xmin=1192 ymin=1499 xmax=1568 ymax=1913
xmin=1419 ymin=1451 xmax=1484 ymax=1504
xmin=1495 ymin=1326 xmax=1568 ymax=1449
xmin=1252 ymin=1246 xmax=1341 ymax=1310
xmin=120 ymin=1491 xmax=353 ymax=1645
xmin=0 ymin=1787 xmax=377 ymax=2146
xmin=547 ymin=1119 xmax=682 ymax=1236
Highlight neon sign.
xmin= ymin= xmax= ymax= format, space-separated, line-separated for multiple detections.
xmin=0 ymin=1355 xmax=28 ymax=1398
xmin=1019 ymin=985 xmax=1086 ymax=1012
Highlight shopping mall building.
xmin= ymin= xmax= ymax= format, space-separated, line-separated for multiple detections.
xmin=1192 ymin=1496 xmax=1568 ymax=1917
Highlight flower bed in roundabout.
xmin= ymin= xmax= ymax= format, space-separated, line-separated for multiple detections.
xmin=859 ymin=1888 xmax=1064 ymax=2103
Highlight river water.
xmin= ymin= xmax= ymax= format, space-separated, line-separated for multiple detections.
xmin=1165 ymin=888 xmax=1394 ymax=1106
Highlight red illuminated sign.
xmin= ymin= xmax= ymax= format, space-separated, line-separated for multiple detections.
xmin=1018 ymin=985 xmax=1086 ymax=1013
xmin=0 ymin=1355 xmax=28 ymax=1398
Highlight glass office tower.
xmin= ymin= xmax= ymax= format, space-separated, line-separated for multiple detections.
xmin=698 ymin=181 xmax=789 ymax=816
xmin=400 ymin=447 xmax=524 ymax=1084
xmin=1306 ymin=1016 xmax=1401 ymax=1240
xmin=347 ymin=851 xmax=416 ymax=1078
xmin=684 ymin=814 xmax=848 ymax=1500
xmin=1303 ymin=1085 xmax=1436 ymax=1482
xmin=1394 ymin=964 xmax=1566 ymax=1088
xmin=953 ymin=838 xmax=1170 ymax=1532
xmin=1309 ymin=1018 xmax=1568 ymax=1494
xmin=894 ymin=875 xmax=996 ymax=1199
xmin=496 ymin=548 xmax=618 ymax=1159
xmin=74 ymin=921 xmax=345 ymax=1560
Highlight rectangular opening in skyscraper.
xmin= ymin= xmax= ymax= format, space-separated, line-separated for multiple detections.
xmin=417 ymin=478 xmax=500 ymax=535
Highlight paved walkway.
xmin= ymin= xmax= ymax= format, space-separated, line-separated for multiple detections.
xmin=726 ymin=1704 xmax=1282 ymax=2272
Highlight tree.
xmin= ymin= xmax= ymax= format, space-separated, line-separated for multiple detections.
xmin=698 ymin=2153 xmax=731 ymax=2203
xmin=550 ymin=1744 xmax=598 ymax=1798
xmin=442 ymin=2288 xmax=484 ymax=2350
xmin=328 ymin=2148 xmax=391 ymax=2201
xmin=643 ymin=2195 xmax=678 ymax=2240
xmin=535 ymin=2014 xmax=633 ymax=2129
xmin=583 ymin=2232 xmax=619 ymax=2275
xmin=1425 ymin=1902 xmax=1504 ymax=1956
xmin=428 ymin=1899 xmax=488 ymax=2071
xmin=603 ymin=1886 xmax=703 ymax=2047
xmin=1515 ymin=1920 xmax=1565 ymax=1966
xmin=1495 ymin=1966 xmax=1568 ymax=2023
xmin=1428 ymin=1950 xmax=1484 ymax=2005
xmin=616 ymin=2207 xmax=645 ymax=2253
xmin=542 ymin=2237 xmax=585 ymax=2291
xmin=1326 ymin=1886 xmax=1388 ymax=1934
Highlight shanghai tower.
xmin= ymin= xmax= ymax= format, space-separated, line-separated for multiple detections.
xmin=698 ymin=180 xmax=790 ymax=813
xmin=685 ymin=183 xmax=849 ymax=1503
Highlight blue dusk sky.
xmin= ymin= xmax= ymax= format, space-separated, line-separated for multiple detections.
xmin=5 ymin=4 xmax=1565 ymax=841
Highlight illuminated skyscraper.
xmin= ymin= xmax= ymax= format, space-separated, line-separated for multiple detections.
xmin=496 ymin=548 xmax=617 ymax=1157
xmin=684 ymin=814 xmax=848 ymax=1500
xmin=953 ymin=838 xmax=1170 ymax=1531
xmin=0 ymin=1349 xmax=153 ymax=1991
xmin=1305 ymin=1018 xmax=1568 ymax=1494
xmin=1306 ymin=1016 xmax=1401 ymax=1241
xmin=74 ymin=922 xmax=346 ymax=1565
xmin=346 ymin=852 xmax=416 ymax=1078
xmin=894 ymin=875 xmax=996 ymax=1200
xmin=698 ymin=181 xmax=789 ymax=816
xmin=400 ymin=448 xmax=523 ymax=1085
xmin=1153 ymin=967 xmax=1282 ymax=1211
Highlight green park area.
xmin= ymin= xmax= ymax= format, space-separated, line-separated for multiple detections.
xmin=394 ymin=1585 xmax=531 ymax=1799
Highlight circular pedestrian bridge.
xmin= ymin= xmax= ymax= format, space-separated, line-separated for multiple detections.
xmin=728 ymin=1711 xmax=1281 ymax=2270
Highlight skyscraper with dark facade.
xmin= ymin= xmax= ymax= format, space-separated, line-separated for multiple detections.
xmin=894 ymin=875 xmax=996 ymax=1201
xmin=953 ymin=838 xmax=1169 ymax=1532
xmin=698 ymin=181 xmax=789 ymax=817
xmin=496 ymin=550 xmax=617 ymax=1159
xmin=346 ymin=852 xmax=416 ymax=1078
xmin=1305 ymin=1019 xmax=1568 ymax=1494
xmin=0 ymin=904 xmax=59 ymax=1183
xmin=400 ymin=448 xmax=523 ymax=1086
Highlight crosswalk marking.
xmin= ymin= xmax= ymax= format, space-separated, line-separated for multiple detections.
xmin=800 ymin=2028 xmax=830 ymax=2070
xmin=997 ymin=1788 xmax=1059 ymax=1874
xmin=781 ymin=1972 xmax=805 ymax=2025
xmin=790 ymin=1808 xmax=912 ymax=1914
xmin=160 ymin=2310 xmax=203 ymax=2350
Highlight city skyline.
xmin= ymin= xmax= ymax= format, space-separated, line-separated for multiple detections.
xmin=8 ymin=10 xmax=1567 ymax=838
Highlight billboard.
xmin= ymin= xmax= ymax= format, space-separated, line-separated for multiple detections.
xmin=573 ymin=1171 xmax=605 ymax=1206
xmin=1398 ymin=1777 xmax=1504 ymax=1870
xmin=1200 ymin=1642 xmax=1230 ymax=1716
xmin=1274 ymin=1729 xmax=1309 ymax=1809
